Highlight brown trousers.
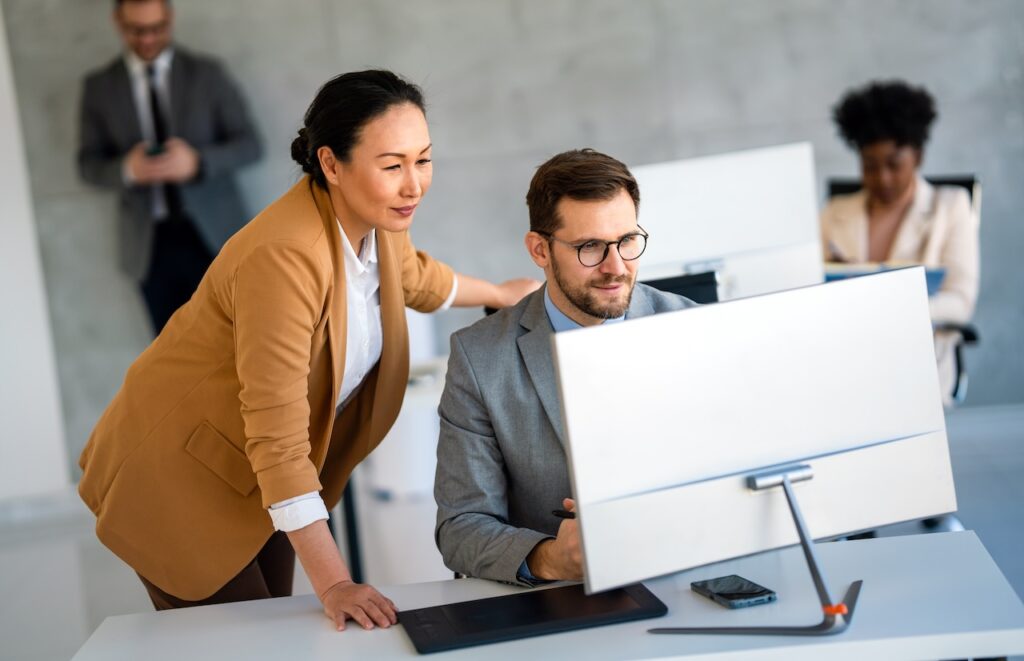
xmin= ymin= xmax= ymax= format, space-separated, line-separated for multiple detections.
xmin=138 ymin=531 xmax=296 ymax=610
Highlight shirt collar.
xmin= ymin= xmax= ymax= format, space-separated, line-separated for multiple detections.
xmin=543 ymin=285 xmax=625 ymax=333
xmin=337 ymin=220 xmax=378 ymax=275
xmin=124 ymin=47 xmax=174 ymax=77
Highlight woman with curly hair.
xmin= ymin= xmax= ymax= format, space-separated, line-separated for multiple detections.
xmin=821 ymin=80 xmax=979 ymax=404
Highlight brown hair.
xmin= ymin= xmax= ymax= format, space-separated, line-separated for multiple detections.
xmin=526 ymin=148 xmax=640 ymax=235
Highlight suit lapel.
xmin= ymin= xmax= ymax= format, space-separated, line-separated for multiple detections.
xmin=111 ymin=60 xmax=143 ymax=146
xmin=517 ymin=288 xmax=564 ymax=445
xmin=517 ymin=284 xmax=660 ymax=446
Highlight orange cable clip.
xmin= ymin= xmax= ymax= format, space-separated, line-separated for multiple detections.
xmin=823 ymin=603 xmax=848 ymax=616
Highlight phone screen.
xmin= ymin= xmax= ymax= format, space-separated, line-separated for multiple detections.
xmin=691 ymin=574 xmax=776 ymax=608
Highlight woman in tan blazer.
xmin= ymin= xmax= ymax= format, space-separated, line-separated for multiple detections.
xmin=78 ymin=70 xmax=537 ymax=630
xmin=820 ymin=80 xmax=979 ymax=403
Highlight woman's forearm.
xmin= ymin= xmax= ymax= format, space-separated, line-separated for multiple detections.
xmin=286 ymin=520 xmax=351 ymax=597
xmin=452 ymin=273 xmax=541 ymax=309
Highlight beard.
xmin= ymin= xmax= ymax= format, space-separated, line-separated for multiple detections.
xmin=551 ymin=257 xmax=635 ymax=320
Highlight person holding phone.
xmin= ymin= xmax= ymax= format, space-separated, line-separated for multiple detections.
xmin=78 ymin=69 xmax=538 ymax=631
xmin=78 ymin=0 xmax=262 ymax=334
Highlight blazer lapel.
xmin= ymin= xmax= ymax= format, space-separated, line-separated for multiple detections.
xmin=310 ymin=181 xmax=346 ymax=420
xmin=367 ymin=230 xmax=409 ymax=442
xmin=889 ymin=177 xmax=934 ymax=262
xmin=517 ymin=288 xmax=564 ymax=445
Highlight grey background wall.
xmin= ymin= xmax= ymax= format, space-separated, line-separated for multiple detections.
xmin=3 ymin=0 xmax=1022 ymax=479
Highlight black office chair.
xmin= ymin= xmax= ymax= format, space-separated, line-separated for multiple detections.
xmin=826 ymin=175 xmax=981 ymax=404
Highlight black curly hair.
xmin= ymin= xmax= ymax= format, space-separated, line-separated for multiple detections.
xmin=832 ymin=80 xmax=937 ymax=151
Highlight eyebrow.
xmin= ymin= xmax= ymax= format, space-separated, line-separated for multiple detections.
xmin=376 ymin=144 xmax=432 ymax=159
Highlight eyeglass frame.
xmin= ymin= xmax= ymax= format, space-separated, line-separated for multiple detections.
xmin=535 ymin=225 xmax=650 ymax=267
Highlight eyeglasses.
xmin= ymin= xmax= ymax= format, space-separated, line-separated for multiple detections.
xmin=537 ymin=226 xmax=649 ymax=267
xmin=122 ymin=20 xmax=170 ymax=39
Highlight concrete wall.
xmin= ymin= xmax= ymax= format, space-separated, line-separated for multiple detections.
xmin=0 ymin=3 xmax=68 ymax=500
xmin=3 ymin=0 xmax=1022 ymax=476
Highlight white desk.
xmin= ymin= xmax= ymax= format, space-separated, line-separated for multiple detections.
xmin=74 ymin=532 xmax=1024 ymax=660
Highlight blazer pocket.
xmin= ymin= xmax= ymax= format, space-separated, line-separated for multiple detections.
xmin=185 ymin=422 xmax=258 ymax=497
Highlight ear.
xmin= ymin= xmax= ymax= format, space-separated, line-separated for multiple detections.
xmin=524 ymin=231 xmax=550 ymax=269
xmin=317 ymin=146 xmax=341 ymax=187
xmin=911 ymin=147 xmax=923 ymax=168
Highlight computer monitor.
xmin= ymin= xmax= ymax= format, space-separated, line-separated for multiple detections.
xmin=631 ymin=143 xmax=823 ymax=301
xmin=552 ymin=268 xmax=955 ymax=598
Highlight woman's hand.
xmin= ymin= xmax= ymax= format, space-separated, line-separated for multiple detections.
xmin=320 ymin=579 xmax=398 ymax=631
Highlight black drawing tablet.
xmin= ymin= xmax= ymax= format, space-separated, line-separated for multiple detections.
xmin=399 ymin=582 xmax=667 ymax=654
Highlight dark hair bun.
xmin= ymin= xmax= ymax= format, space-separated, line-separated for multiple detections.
xmin=291 ymin=128 xmax=313 ymax=173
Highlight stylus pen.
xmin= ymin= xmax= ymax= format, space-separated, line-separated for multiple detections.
xmin=552 ymin=509 xmax=576 ymax=519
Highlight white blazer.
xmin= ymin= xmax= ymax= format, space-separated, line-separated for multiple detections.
xmin=820 ymin=176 xmax=979 ymax=324
xmin=820 ymin=177 xmax=980 ymax=404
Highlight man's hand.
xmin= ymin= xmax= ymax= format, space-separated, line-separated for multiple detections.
xmin=157 ymin=137 xmax=200 ymax=183
xmin=319 ymin=580 xmax=398 ymax=632
xmin=124 ymin=138 xmax=200 ymax=185
xmin=525 ymin=498 xmax=582 ymax=581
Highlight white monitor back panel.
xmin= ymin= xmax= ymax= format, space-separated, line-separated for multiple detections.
xmin=552 ymin=268 xmax=956 ymax=593
xmin=632 ymin=143 xmax=823 ymax=299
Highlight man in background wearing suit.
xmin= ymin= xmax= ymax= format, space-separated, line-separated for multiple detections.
xmin=78 ymin=0 xmax=261 ymax=333
xmin=434 ymin=149 xmax=696 ymax=586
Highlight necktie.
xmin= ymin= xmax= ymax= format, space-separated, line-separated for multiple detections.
xmin=146 ymin=64 xmax=183 ymax=219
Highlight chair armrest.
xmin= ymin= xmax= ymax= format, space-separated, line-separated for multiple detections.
xmin=933 ymin=322 xmax=979 ymax=345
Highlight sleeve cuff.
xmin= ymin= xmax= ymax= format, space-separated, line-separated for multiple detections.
xmin=438 ymin=275 xmax=458 ymax=311
xmin=121 ymin=157 xmax=135 ymax=186
xmin=268 ymin=491 xmax=329 ymax=532
xmin=517 ymin=559 xmax=553 ymax=586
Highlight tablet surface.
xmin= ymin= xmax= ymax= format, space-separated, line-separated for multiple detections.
xmin=399 ymin=582 xmax=667 ymax=654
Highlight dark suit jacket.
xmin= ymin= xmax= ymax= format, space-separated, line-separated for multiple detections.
xmin=434 ymin=284 xmax=696 ymax=585
xmin=77 ymin=46 xmax=262 ymax=280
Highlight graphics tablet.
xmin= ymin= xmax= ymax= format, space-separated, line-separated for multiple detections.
xmin=399 ymin=582 xmax=667 ymax=654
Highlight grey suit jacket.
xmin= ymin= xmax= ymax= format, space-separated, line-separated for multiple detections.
xmin=434 ymin=283 xmax=696 ymax=586
xmin=77 ymin=47 xmax=262 ymax=280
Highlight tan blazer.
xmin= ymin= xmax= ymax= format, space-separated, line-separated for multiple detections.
xmin=78 ymin=176 xmax=454 ymax=600
xmin=820 ymin=176 xmax=979 ymax=324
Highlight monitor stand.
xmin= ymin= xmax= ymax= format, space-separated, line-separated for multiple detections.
xmin=649 ymin=464 xmax=862 ymax=636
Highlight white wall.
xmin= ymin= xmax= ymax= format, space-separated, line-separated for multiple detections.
xmin=0 ymin=3 xmax=68 ymax=500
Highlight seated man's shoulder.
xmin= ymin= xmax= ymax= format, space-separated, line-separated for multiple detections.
xmin=635 ymin=282 xmax=700 ymax=313
xmin=451 ymin=292 xmax=534 ymax=354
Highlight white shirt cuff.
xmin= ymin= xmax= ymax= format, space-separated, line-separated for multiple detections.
xmin=268 ymin=491 xmax=329 ymax=532
xmin=121 ymin=157 xmax=135 ymax=186
xmin=438 ymin=275 xmax=458 ymax=311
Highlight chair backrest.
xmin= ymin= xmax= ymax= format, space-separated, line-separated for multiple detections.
xmin=641 ymin=271 xmax=719 ymax=304
xmin=827 ymin=175 xmax=982 ymax=226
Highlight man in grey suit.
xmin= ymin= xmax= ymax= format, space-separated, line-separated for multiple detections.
xmin=78 ymin=0 xmax=261 ymax=333
xmin=435 ymin=149 xmax=696 ymax=586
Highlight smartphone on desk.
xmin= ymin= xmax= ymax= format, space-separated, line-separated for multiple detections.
xmin=691 ymin=574 xmax=776 ymax=609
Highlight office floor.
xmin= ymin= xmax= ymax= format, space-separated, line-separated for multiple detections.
xmin=1 ymin=404 xmax=1022 ymax=661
